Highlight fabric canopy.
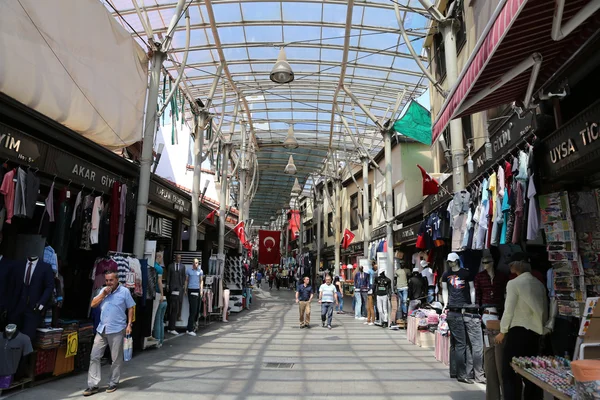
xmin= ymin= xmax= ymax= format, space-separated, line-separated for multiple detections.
xmin=0 ymin=0 xmax=148 ymax=149
xmin=393 ymin=100 xmax=432 ymax=145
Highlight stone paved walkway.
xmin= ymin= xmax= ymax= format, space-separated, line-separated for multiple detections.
xmin=5 ymin=287 xmax=485 ymax=400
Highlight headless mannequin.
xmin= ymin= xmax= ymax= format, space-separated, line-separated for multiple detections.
xmin=442 ymin=260 xmax=476 ymax=311
xmin=4 ymin=323 xmax=17 ymax=339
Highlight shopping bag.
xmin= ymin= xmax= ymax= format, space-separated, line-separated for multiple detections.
xmin=123 ymin=335 xmax=133 ymax=362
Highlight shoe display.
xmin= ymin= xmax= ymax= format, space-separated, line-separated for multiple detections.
xmin=106 ymin=385 xmax=117 ymax=393
xmin=83 ymin=387 xmax=99 ymax=396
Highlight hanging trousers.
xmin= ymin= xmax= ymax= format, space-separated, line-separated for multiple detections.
xmin=376 ymin=295 xmax=389 ymax=323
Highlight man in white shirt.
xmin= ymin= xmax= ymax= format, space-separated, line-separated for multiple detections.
xmin=318 ymin=276 xmax=338 ymax=330
xmin=495 ymin=253 xmax=547 ymax=400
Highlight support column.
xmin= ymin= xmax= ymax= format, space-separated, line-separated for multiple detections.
xmin=285 ymin=214 xmax=289 ymax=268
xmin=334 ymin=179 xmax=341 ymax=276
xmin=299 ymin=208 xmax=305 ymax=254
xmin=440 ymin=19 xmax=465 ymax=192
xmin=189 ymin=111 xmax=207 ymax=251
xmin=238 ymin=123 xmax=247 ymax=254
xmin=383 ymin=129 xmax=395 ymax=292
xmin=361 ymin=156 xmax=370 ymax=259
xmin=133 ymin=49 xmax=167 ymax=258
xmin=218 ymin=143 xmax=230 ymax=256
xmin=315 ymin=198 xmax=322 ymax=286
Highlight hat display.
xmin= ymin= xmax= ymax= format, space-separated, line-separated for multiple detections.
xmin=447 ymin=252 xmax=460 ymax=262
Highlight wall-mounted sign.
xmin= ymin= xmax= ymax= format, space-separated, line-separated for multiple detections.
xmin=150 ymin=182 xmax=191 ymax=215
xmin=0 ymin=123 xmax=45 ymax=165
xmin=543 ymin=99 xmax=600 ymax=176
xmin=470 ymin=111 xmax=534 ymax=178
xmin=147 ymin=214 xmax=164 ymax=236
xmin=394 ymin=221 xmax=421 ymax=245
xmin=52 ymin=151 xmax=119 ymax=189
xmin=371 ymin=225 xmax=386 ymax=240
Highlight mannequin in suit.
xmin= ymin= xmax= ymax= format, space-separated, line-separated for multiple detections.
xmin=166 ymin=254 xmax=186 ymax=333
xmin=10 ymin=256 xmax=55 ymax=341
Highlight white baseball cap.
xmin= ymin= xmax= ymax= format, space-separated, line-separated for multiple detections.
xmin=447 ymin=252 xmax=460 ymax=262
xmin=420 ymin=260 xmax=429 ymax=268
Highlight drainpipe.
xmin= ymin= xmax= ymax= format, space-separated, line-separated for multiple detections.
xmin=334 ymin=178 xmax=341 ymax=277
xmin=217 ymin=143 xmax=230 ymax=256
xmin=361 ymin=157 xmax=370 ymax=259
xmin=315 ymin=197 xmax=322 ymax=286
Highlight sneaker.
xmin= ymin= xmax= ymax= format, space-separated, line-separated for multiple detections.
xmin=186 ymin=331 xmax=197 ymax=336
xmin=327 ymin=325 xmax=332 ymax=330
xmin=322 ymin=322 xmax=326 ymax=328
xmin=300 ymin=325 xmax=305 ymax=329
xmin=363 ymin=321 xmax=369 ymax=325
xmin=168 ymin=330 xmax=178 ymax=335
xmin=358 ymin=317 xmax=366 ymax=320
xmin=106 ymin=385 xmax=117 ymax=393
xmin=368 ymin=322 xmax=374 ymax=326
xmin=83 ymin=387 xmax=99 ymax=396
xmin=458 ymin=378 xmax=475 ymax=385
xmin=339 ymin=311 xmax=345 ymax=314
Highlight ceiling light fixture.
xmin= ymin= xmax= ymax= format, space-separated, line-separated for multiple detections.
xmin=291 ymin=178 xmax=302 ymax=196
xmin=283 ymin=124 xmax=299 ymax=149
xmin=284 ymin=155 xmax=297 ymax=175
xmin=270 ymin=47 xmax=294 ymax=84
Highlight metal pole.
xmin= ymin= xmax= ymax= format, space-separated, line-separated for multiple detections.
xmin=361 ymin=157 xmax=370 ymax=259
xmin=133 ymin=49 xmax=166 ymax=258
xmin=285 ymin=215 xmax=289 ymax=268
xmin=440 ymin=19 xmax=465 ymax=192
xmin=189 ymin=111 xmax=207 ymax=251
xmin=238 ymin=122 xmax=247 ymax=254
xmin=334 ymin=179 xmax=341 ymax=277
xmin=299 ymin=207 xmax=305 ymax=254
xmin=316 ymin=198 xmax=322 ymax=284
xmin=383 ymin=129 xmax=395 ymax=291
xmin=218 ymin=143 xmax=230 ymax=256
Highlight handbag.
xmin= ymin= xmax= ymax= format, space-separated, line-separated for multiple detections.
xmin=123 ymin=335 xmax=133 ymax=362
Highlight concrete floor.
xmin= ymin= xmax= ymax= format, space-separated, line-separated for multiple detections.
xmin=5 ymin=287 xmax=485 ymax=400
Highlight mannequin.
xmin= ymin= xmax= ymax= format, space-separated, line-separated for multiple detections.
xmin=222 ymin=287 xmax=230 ymax=322
xmin=374 ymin=271 xmax=392 ymax=327
xmin=442 ymin=252 xmax=484 ymax=385
xmin=0 ymin=324 xmax=33 ymax=379
xmin=10 ymin=255 xmax=54 ymax=341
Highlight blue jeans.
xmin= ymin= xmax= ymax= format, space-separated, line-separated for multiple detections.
xmin=397 ymin=288 xmax=408 ymax=318
xmin=427 ymin=287 xmax=435 ymax=303
xmin=354 ymin=291 xmax=362 ymax=318
xmin=153 ymin=300 xmax=168 ymax=344
xmin=321 ymin=302 xmax=334 ymax=326
xmin=336 ymin=292 xmax=344 ymax=312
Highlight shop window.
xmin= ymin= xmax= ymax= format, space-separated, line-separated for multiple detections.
xmin=433 ymin=32 xmax=446 ymax=82
xmin=439 ymin=128 xmax=451 ymax=173
xmin=453 ymin=0 xmax=467 ymax=53
xmin=462 ymin=115 xmax=473 ymax=144
xmin=350 ymin=193 xmax=359 ymax=230
xmin=328 ymin=212 xmax=334 ymax=237
xmin=368 ymin=184 xmax=373 ymax=225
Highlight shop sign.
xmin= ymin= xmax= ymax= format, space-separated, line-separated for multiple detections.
xmin=394 ymin=221 xmax=421 ymax=245
xmin=423 ymin=175 xmax=453 ymax=215
xmin=54 ymin=152 xmax=119 ymax=190
xmin=224 ymin=234 xmax=238 ymax=248
xmin=151 ymin=182 xmax=191 ymax=214
xmin=470 ymin=111 xmax=534 ymax=177
xmin=371 ymin=225 xmax=386 ymax=240
xmin=543 ymin=99 xmax=600 ymax=175
xmin=0 ymin=123 xmax=45 ymax=165
xmin=146 ymin=215 xmax=164 ymax=236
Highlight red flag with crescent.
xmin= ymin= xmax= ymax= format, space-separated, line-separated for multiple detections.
xmin=233 ymin=221 xmax=247 ymax=245
xmin=259 ymin=230 xmax=281 ymax=265
xmin=342 ymin=228 xmax=355 ymax=250
xmin=206 ymin=210 xmax=217 ymax=224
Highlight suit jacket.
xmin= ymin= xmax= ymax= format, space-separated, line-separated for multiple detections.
xmin=167 ymin=262 xmax=186 ymax=293
xmin=12 ymin=260 xmax=55 ymax=314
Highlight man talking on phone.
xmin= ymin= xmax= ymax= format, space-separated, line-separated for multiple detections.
xmin=84 ymin=271 xmax=135 ymax=396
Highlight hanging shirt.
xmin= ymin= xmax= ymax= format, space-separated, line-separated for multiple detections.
xmin=25 ymin=170 xmax=40 ymax=218
xmin=13 ymin=167 xmax=27 ymax=218
xmin=516 ymin=150 xmax=529 ymax=181
xmin=117 ymin=184 xmax=127 ymax=252
xmin=526 ymin=174 xmax=540 ymax=240
xmin=70 ymin=191 xmax=82 ymax=227
xmin=497 ymin=165 xmax=505 ymax=198
xmin=0 ymin=169 xmax=16 ymax=224
xmin=90 ymin=196 xmax=103 ymax=245
xmin=43 ymin=245 xmax=58 ymax=273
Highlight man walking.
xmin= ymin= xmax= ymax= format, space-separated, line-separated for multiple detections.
xmin=166 ymin=254 xmax=186 ymax=334
xmin=495 ymin=253 xmax=548 ymax=400
xmin=318 ymin=275 xmax=338 ymax=330
xmin=295 ymin=276 xmax=314 ymax=328
xmin=84 ymin=271 xmax=135 ymax=396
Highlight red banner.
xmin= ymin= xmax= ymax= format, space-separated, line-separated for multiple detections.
xmin=288 ymin=210 xmax=300 ymax=239
xmin=206 ymin=210 xmax=217 ymax=224
xmin=417 ymin=164 xmax=440 ymax=196
xmin=258 ymin=230 xmax=281 ymax=265
xmin=342 ymin=228 xmax=355 ymax=250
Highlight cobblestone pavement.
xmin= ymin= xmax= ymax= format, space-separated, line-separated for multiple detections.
xmin=5 ymin=287 xmax=485 ymax=400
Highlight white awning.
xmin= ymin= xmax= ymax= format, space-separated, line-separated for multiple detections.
xmin=0 ymin=0 xmax=148 ymax=149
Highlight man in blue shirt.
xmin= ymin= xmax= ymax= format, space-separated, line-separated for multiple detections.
xmin=185 ymin=259 xmax=204 ymax=336
xmin=85 ymin=271 xmax=135 ymax=396
xmin=295 ymin=276 xmax=314 ymax=328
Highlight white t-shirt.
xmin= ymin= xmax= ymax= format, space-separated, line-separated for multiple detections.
xmin=421 ymin=267 xmax=434 ymax=286
xmin=412 ymin=251 xmax=427 ymax=268
xmin=319 ymin=283 xmax=337 ymax=303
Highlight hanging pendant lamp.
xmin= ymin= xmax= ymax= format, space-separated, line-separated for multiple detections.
xmin=284 ymin=155 xmax=297 ymax=175
xmin=270 ymin=47 xmax=294 ymax=84
xmin=291 ymin=178 xmax=302 ymax=195
xmin=283 ymin=125 xmax=299 ymax=149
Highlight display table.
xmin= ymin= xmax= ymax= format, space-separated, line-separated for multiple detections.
xmin=435 ymin=331 xmax=450 ymax=366
xmin=511 ymin=364 xmax=574 ymax=400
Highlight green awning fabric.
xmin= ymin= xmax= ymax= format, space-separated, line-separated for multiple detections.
xmin=393 ymin=100 xmax=431 ymax=145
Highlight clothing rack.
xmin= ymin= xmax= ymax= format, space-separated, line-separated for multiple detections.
xmin=107 ymin=251 xmax=135 ymax=257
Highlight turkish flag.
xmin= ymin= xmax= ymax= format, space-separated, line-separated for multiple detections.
xmin=206 ymin=210 xmax=217 ymax=224
xmin=233 ymin=221 xmax=247 ymax=245
xmin=288 ymin=210 xmax=300 ymax=239
xmin=417 ymin=164 xmax=440 ymax=196
xmin=341 ymin=228 xmax=355 ymax=250
xmin=259 ymin=230 xmax=281 ymax=264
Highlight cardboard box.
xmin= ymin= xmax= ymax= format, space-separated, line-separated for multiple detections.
xmin=419 ymin=331 xmax=435 ymax=348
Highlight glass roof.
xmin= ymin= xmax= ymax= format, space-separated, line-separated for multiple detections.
xmin=103 ymin=0 xmax=430 ymax=224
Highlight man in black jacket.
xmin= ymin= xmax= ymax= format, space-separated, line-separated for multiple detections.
xmin=408 ymin=267 xmax=426 ymax=314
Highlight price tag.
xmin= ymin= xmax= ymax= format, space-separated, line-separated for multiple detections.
xmin=66 ymin=332 xmax=78 ymax=358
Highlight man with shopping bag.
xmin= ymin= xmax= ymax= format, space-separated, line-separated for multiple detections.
xmin=84 ymin=271 xmax=135 ymax=396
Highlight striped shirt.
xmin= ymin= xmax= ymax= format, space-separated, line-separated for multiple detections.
xmin=319 ymin=283 xmax=337 ymax=303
